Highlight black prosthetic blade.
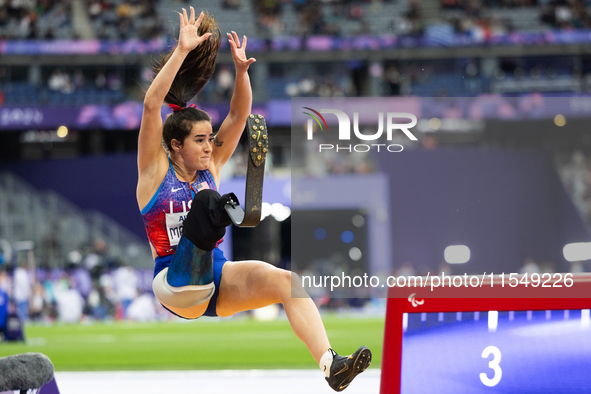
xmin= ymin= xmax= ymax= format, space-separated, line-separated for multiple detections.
xmin=224 ymin=114 xmax=268 ymax=228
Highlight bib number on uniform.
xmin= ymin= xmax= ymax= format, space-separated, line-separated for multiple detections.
xmin=165 ymin=200 xmax=188 ymax=247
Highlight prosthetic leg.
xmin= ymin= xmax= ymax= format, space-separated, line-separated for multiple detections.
xmin=224 ymin=114 xmax=269 ymax=228
xmin=153 ymin=190 xmax=235 ymax=310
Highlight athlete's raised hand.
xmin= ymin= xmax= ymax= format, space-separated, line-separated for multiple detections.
xmin=227 ymin=31 xmax=256 ymax=74
xmin=178 ymin=7 xmax=211 ymax=54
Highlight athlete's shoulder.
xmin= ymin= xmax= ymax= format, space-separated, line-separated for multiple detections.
xmin=137 ymin=153 xmax=172 ymax=211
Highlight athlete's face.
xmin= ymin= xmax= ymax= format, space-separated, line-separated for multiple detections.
xmin=181 ymin=121 xmax=214 ymax=171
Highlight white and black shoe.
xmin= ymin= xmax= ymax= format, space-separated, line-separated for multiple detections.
xmin=325 ymin=346 xmax=372 ymax=392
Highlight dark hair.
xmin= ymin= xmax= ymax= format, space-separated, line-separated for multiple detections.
xmin=162 ymin=108 xmax=212 ymax=151
xmin=155 ymin=12 xmax=221 ymax=151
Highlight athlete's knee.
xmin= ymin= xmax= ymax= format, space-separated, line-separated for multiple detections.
xmin=288 ymin=271 xmax=310 ymax=298
xmin=290 ymin=271 xmax=302 ymax=286
xmin=275 ymin=268 xmax=292 ymax=288
xmin=183 ymin=190 xmax=234 ymax=251
xmin=273 ymin=269 xmax=309 ymax=299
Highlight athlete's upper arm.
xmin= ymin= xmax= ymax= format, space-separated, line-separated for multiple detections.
xmin=136 ymin=103 xmax=169 ymax=210
xmin=138 ymin=103 xmax=167 ymax=175
xmin=211 ymin=112 xmax=246 ymax=169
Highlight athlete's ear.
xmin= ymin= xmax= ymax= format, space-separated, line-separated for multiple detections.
xmin=171 ymin=138 xmax=183 ymax=152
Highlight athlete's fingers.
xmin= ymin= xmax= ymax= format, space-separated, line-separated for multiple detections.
xmin=178 ymin=11 xmax=184 ymax=28
xmin=195 ymin=10 xmax=204 ymax=27
xmin=199 ymin=32 xmax=212 ymax=43
xmin=232 ymin=31 xmax=240 ymax=48
xmin=189 ymin=6 xmax=195 ymax=25
xmin=227 ymin=32 xmax=236 ymax=52
xmin=243 ymin=35 xmax=247 ymax=50
xmin=182 ymin=8 xmax=188 ymax=25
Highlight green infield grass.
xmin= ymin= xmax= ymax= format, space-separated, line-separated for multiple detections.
xmin=0 ymin=315 xmax=385 ymax=371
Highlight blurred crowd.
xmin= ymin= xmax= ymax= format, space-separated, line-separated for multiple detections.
xmin=254 ymin=0 xmax=417 ymax=38
xmin=0 ymin=0 xmax=72 ymax=40
xmin=539 ymin=0 xmax=591 ymax=29
xmin=48 ymin=67 xmax=122 ymax=93
xmin=6 ymin=0 xmax=591 ymax=42
xmin=442 ymin=0 xmax=591 ymax=32
xmin=87 ymin=0 xmax=164 ymax=40
xmin=0 ymin=238 xmax=170 ymax=331
xmin=5 ymin=0 xmax=591 ymax=105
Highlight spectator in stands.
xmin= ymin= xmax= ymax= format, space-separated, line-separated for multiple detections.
xmin=44 ymin=27 xmax=54 ymax=39
xmin=95 ymin=69 xmax=107 ymax=90
xmin=255 ymin=0 xmax=284 ymax=37
xmin=28 ymin=281 xmax=45 ymax=321
xmin=397 ymin=262 xmax=417 ymax=277
xmin=297 ymin=1 xmax=325 ymax=36
xmin=215 ymin=64 xmax=234 ymax=101
xmin=83 ymin=238 xmax=107 ymax=281
xmin=98 ymin=271 xmax=116 ymax=318
xmin=107 ymin=72 xmax=122 ymax=91
xmin=0 ymin=67 xmax=4 ymax=105
xmin=520 ymin=257 xmax=540 ymax=274
xmin=54 ymin=278 xmax=84 ymax=323
xmin=113 ymin=263 xmax=138 ymax=319
xmin=73 ymin=69 xmax=85 ymax=90
xmin=384 ymin=66 xmax=402 ymax=96
xmin=0 ymin=7 xmax=8 ymax=30
xmin=223 ymin=0 xmax=241 ymax=9
xmin=69 ymin=256 xmax=93 ymax=314
xmin=405 ymin=0 xmax=423 ymax=35
xmin=0 ymin=284 xmax=7 ymax=338
xmin=48 ymin=68 xmax=75 ymax=93
xmin=423 ymin=135 xmax=438 ymax=150
xmin=570 ymin=260 xmax=585 ymax=273
xmin=0 ymin=270 xmax=10 ymax=297
xmin=88 ymin=0 xmax=102 ymax=20
xmin=13 ymin=262 xmax=31 ymax=322
xmin=83 ymin=237 xmax=109 ymax=318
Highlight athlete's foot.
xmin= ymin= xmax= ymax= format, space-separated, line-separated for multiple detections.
xmin=325 ymin=346 xmax=372 ymax=392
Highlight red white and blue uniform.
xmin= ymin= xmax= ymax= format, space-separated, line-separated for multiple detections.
xmin=141 ymin=159 xmax=227 ymax=317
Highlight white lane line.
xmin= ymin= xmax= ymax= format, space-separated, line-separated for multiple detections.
xmin=55 ymin=369 xmax=382 ymax=394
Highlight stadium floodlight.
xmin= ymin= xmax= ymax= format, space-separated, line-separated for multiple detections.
xmin=271 ymin=203 xmax=291 ymax=222
xmin=349 ymin=247 xmax=362 ymax=261
xmin=444 ymin=245 xmax=470 ymax=264
xmin=261 ymin=202 xmax=272 ymax=220
xmin=563 ymin=242 xmax=591 ymax=262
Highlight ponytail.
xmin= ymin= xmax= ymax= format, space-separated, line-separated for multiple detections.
xmin=155 ymin=12 xmax=221 ymax=151
xmin=154 ymin=12 xmax=221 ymax=107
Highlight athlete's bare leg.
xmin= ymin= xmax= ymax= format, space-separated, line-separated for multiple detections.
xmin=215 ymin=261 xmax=331 ymax=363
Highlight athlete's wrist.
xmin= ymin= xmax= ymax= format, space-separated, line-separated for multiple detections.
xmin=175 ymin=46 xmax=191 ymax=58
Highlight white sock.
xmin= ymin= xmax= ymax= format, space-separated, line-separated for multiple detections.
xmin=319 ymin=349 xmax=334 ymax=378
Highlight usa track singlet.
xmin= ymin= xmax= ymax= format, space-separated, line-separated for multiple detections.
xmin=141 ymin=159 xmax=218 ymax=257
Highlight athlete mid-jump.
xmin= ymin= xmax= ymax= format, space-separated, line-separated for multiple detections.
xmin=136 ymin=7 xmax=371 ymax=391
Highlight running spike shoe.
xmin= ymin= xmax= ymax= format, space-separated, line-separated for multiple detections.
xmin=325 ymin=346 xmax=372 ymax=392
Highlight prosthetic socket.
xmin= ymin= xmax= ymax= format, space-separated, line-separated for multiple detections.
xmin=153 ymin=190 xmax=235 ymax=309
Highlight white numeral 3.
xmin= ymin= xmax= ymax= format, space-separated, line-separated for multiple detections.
xmin=480 ymin=345 xmax=502 ymax=387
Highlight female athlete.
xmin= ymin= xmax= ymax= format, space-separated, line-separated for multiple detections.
xmin=136 ymin=7 xmax=370 ymax=391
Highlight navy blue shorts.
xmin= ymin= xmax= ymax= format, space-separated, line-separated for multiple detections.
xmin=154 ymin=247 xmax=228 ymax=318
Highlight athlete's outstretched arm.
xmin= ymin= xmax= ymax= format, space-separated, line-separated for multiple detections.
xmin=137 ymin=7 xmax=212 ymax=176
xmin=211 ymin=32 xmax=256 ymax=174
